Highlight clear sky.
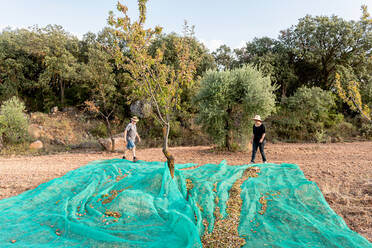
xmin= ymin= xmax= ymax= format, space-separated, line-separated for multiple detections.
xmin=1 ymin=0 xmax=370 ymax=51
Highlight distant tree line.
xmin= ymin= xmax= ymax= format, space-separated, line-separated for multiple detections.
xmin=0 ymin=6 xmax=371 ymax=148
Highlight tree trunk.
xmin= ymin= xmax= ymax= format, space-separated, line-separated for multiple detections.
xmin=104 ymin=117 xmax=115 ymax=152
xmin=60 ymin=79 xmax=65 ymax=106
xmin=0 ymin=135 xmax=3 ymax=151
xmin=225 ymin=107 xmax=233 ymax=151
xmin=281 ymin=83 xmax=287 ymax=98
xmin=162 ymin=124 xmax=175 ymax=178
xmin=350 ymin=97 xmax=372 ymax=124
xmin=321 ymin=58 xmax=330 ymax=88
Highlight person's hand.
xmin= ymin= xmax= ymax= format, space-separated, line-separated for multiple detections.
xmin=259 ymin=139 xmax=263 ymax=143
xmin=138 ymin=137 xmax=141 ymax=143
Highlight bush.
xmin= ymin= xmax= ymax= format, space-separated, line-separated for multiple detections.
xmin=360 ymin=122 xmax=372 ymax=140
xmin=271 ymin=86 xmax=341 ymax=142
xmin=90 ymin=122 xmax=108 ymax=138
xmin=0 ymin=96 xmax=29 ymax=144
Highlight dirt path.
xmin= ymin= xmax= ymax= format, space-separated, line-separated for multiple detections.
xmin=1 ymin=142 xmax=371 ymax=241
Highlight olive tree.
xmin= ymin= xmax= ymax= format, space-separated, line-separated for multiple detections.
xmin=194 ymin=65 xmax=277 ymax=150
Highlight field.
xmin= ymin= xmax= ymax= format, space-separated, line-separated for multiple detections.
xmin=0 ymin=142 xmax=371 ymax=242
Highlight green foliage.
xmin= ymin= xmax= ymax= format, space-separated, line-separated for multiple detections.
xmin=36 ymin=25 xmax=80 ymax=107
xmin=82 ymin=29 xmax=126 ymax=143
xmin=335 ymin=66 xmax=372 ymax=123
xmin=194 ymin=65 xmax=277 ymax=149
xmin=0 ymin=28 xmax=42 ymax=107
xmin=287 ymin=86 xmax=335 ymax=122
xmin=148 ymin=32 xmax=215 ymax=124
xmin=280 ymin=15 xmax=371 ymax=89
xmin=0 ymin=96 xmax=29 ymax=144
xmin=109 ymin=0 xmax=199 ymax=158
xmin=0 ymin=6 xmax=371 ymax=145
xmin=0 ymin=26 xmax=83 ymax=111
xmin=212 ymin=44 xmax=235 ymax=70
xmin=234 ymin=12 xmax=372 ymax=103
xmin=271 ymin=86 xmax=341 ymax=141
xmin=360 ymin=122 xmax=372 ymax=139
xmin=0 ymin=142 xmax=34 ymax=155
xmin=149 ymin=31 xmax=215 ymax=79
xmin=89 ymin=122 xmax=108 ymax=138
xmin=235 ymin=37 xmax=299 ymax=99
xmin=327 ymin=121 xmax=358 ymax=142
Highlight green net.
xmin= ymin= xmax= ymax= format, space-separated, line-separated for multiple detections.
xmin=0 ymin=159 xmax=371 ymax=247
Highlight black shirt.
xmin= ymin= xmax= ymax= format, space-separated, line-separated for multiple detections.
xmin=253 ymin=124 xmax=265 ymax=143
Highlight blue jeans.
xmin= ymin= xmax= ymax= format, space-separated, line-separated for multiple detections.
xmin=126 ymin=139 xmax=135 ymax=149
xmin=251 ymin=140 xmax=266 ymax=163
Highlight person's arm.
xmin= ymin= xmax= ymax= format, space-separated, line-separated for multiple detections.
xmin=251 ymin=125 xmax=255 ymax=143
xmin=136 ymin=132 xmax=141 ymax=143
xmin=123 ymin=129 xmax=128 ymax=144
xmin=259 ymin=125 xmax=266 ymax=143
xmin=124 ymin=124 xmax=130 ymax=144
xmin=260 ymin=133 xmax=266 ymax=143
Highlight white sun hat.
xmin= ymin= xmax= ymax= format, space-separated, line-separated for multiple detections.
xmin=252 ymin=115 xmax=262 ymax=122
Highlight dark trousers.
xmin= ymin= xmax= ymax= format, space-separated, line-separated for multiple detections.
xmin=251 ymin=140 xmax=266 ymax=162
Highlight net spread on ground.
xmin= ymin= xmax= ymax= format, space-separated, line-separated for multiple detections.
xmin=0 ymin=159 xmax=371 ymax=247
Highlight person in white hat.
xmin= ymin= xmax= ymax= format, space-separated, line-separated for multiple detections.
xmin=123 ymin=116 xmax=141 ymax=162
xmin=250 ymin=115 xmax=267 ymax=163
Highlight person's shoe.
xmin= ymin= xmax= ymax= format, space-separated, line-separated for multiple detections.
xmin=122 ymin=156 xmax=126 ymax=159
xmin=264 ymin=161 xmax=268 ymax=164
xmin=250 ymin=161 xmax=255 ymax=164
xmin=133 ymin=157 xmax=137 ymax=162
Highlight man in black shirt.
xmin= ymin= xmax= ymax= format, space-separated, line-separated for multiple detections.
xmin=251 ymin=115 xmax=267 ymax=163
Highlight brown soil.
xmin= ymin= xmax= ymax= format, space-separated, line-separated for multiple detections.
xmin=0 ymin=142 xmax=371 ymax=242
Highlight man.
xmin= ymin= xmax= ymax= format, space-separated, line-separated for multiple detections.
xmin=123 ymin=116 xmax=141 ymax=162
xmin=250 ymin=115 xmax=267 ymax=164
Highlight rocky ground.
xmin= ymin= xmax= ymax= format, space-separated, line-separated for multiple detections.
xmin=0 ymin=142 xmax=371 ymax=242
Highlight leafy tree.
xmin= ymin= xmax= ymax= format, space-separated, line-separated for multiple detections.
xmin=235 ymin=37 xmax=298 ymax=98
xmin=148 ymin=31 xmax=215 ymax=127
xmin=194 ymin=65 xmax=277 ymax=150
xmin=331 ymin=6 xmax=372 ymax=123
xmin=0 ymin=96 xmax=29 ymax=144
xmin=109 ymin=1 xmax=198 ymax=177
xmin=280 ymin=14 xmax=371 ymax=90
xmin=83 ymin=38 xmax=122 ymax=149
xmin=235 ymin=37 xmax=278 ymax=65
xmin=0 ymin=25 xmax=83 ymax=110
xmin=149 ymin=23 xmax=215 ymax=79
xmin=0 ymin=25 xmax=131 ymax=115
xmin=37 ymin=25 xmax=80 ymax=107
xmin=212 ymin=44 xmax=235 ymax=70
xmin=0 ymin=28 xmax=42 ymax=106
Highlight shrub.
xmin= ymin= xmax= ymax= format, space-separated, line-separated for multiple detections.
xmin=271 ymin=86 xmax=340 ymax=141
xmin=90 ymin=122 xmax=108 ymax=138
xmin=360 ymin=122 xmax=372 ymax=140
xmin=0 ymin=96 xmax=29 ymax=144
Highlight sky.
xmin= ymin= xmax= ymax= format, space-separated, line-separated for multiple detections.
xmin=0 ymin=0 xmax=370 ymax=51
